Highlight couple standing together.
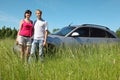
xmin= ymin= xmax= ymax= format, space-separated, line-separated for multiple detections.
xmin=16 ymin=9 xmax=48 ymax=63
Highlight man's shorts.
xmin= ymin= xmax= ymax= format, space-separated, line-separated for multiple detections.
xmin=18 ymin=35 xmax=32 ymax=46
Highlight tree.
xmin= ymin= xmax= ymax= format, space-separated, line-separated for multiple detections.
xmin=5 ymin=27 xmax=12 ymax=38
xmin=1 ymin=26 xmax=6 ymax=38
xmin=0 ymin=26 xmax=18 ymax=39
xmin=116 ymin=28 xmax=120 ymax=38
xmin=11 ymin=27 xmax=18 ymax=39
xmin=52 ymin=28 xmax=60 ymax=33
xmin=0 ymin=29 xmax=2 ymax=38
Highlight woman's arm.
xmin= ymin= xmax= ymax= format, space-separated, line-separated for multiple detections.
xmin=16 ymin=20 xmax=23 ymax=44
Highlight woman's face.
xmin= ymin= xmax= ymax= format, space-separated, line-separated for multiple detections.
xmin=25 ymin=13 xmax=31 ymax=18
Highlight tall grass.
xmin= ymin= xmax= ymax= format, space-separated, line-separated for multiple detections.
xmin=0 ymin=39 xmax=120 ymax=80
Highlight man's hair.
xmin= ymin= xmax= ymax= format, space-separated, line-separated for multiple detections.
xmin=36 ymin=9 xmax=42 ymax=15
xmin=24 ymin=10 xmax=32 ymax=18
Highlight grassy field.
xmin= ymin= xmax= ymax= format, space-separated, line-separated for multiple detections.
xmin=0 ymin=39 xmax=120 ymax=80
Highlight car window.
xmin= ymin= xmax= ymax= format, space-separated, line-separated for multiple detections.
xmin=106 ymin=31 xmax=115 ymax=38
xmin=72 ymin=27 xmax=89 ymax=37
xmin=90 ymin=28 xmax=107 ymax=37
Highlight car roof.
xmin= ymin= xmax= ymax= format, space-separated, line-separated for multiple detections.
xmin=82 ymin=24 xmax=110 ymax=30
xmin=69 ymin=24 xmax=110 ymax=30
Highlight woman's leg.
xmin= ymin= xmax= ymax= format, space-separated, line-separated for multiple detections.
xmin=25 ymin=46 xmax=31 ymax=63
xmin=18 ymin=36 xmax=25 ymax=61
xmin=20 ymin=45 xmax=25 ymax=61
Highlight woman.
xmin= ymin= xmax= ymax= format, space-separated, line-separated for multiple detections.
xmin=16 ymin=10 xmax=33 ymax=62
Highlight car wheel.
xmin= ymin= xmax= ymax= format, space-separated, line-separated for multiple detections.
xmin=45 ymin=43 xmax=57 ymax=54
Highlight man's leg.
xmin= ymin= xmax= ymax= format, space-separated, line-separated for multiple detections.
xmin=28 ymin=40 xmax=36 ymax=63
xmin=39 ymin=40 xmax=44 ymax=61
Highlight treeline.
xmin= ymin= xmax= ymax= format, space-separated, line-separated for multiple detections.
xmin=0 ymin=26 xmax=18 ymax=39
xmin=0 ymin=26 xmax=120 ymax=39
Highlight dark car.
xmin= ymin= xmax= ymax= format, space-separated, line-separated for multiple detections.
xmin=47 ymin=24 xmax=120 ymax=47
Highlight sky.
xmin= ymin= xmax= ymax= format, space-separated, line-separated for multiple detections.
xmin=0 ymin=0 xmax=120 ymax=32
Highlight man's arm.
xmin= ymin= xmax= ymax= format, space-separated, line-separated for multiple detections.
xmin=43 ymin=30 xmax=48 ymax=46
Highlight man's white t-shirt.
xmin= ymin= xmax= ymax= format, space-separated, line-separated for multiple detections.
xmin=33 ymin=19 xmax=48 ymax=40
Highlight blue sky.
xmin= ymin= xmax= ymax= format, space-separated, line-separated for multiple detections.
xmin=0 ymin=0 xmax=120 ymax=32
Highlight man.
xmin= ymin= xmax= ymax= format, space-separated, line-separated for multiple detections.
xmin=29 ymin=9 xmax=48 ymax=62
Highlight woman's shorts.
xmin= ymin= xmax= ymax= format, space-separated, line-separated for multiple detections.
xmin=18 ymin=35 xmax=32 ymax=46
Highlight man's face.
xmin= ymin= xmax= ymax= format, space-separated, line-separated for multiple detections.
xmin=36 ymin=11 xmax=41 ymax=19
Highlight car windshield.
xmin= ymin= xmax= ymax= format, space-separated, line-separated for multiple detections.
xmin=53 ymin=27 xmax=75 ymax=36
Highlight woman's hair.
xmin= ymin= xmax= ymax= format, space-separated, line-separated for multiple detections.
xmin=36 ymin=9 xmax=42 ymax=15
xmin=24 ymin=10 xmax=32 ymax=18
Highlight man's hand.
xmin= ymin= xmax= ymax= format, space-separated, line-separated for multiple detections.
xmin=43 ymin=41 xmax=46 ymax=47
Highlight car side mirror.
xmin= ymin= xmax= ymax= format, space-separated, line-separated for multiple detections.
xmin=71 ymin=32 xmax=79 ymax=37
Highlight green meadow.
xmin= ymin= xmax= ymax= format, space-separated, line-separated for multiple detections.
xmin=0 ymin=39 xmax=120 ymax=80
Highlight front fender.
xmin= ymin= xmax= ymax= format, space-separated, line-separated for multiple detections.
xmin=47 ymin=36 xmax=63 ymax=46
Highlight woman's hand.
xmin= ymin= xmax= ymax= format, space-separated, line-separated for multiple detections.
xmin=16 ymin=37 xmax=19 ymax=45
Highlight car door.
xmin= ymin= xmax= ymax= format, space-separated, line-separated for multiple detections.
xmin=87 ymin=27 xmax=118 ymax=44
xmin=63 ymin=27 xmax=91 ymax=46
